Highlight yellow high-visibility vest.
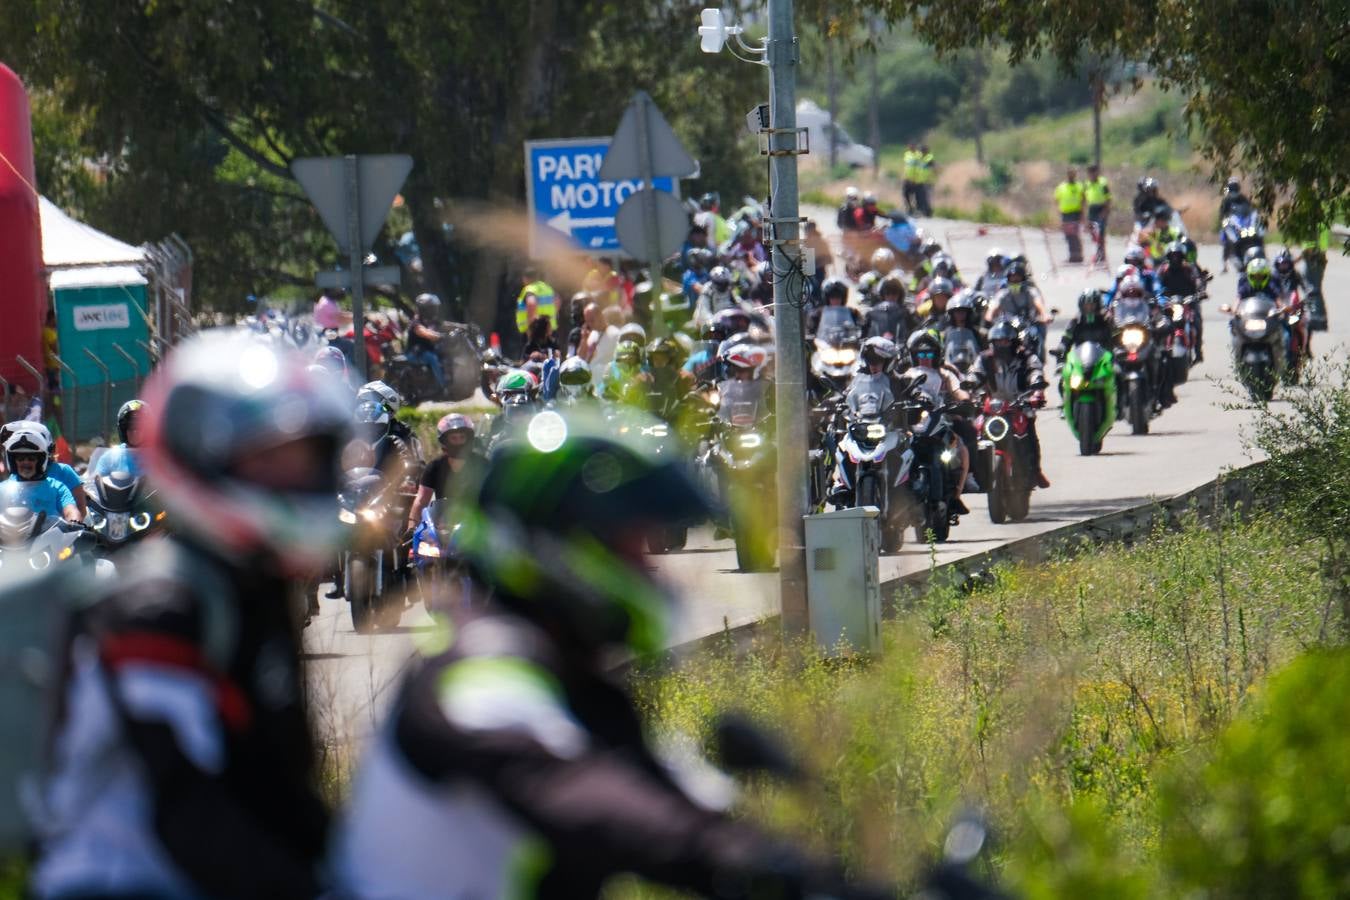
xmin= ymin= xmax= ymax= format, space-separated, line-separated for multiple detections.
xmin=913 ymin=152 xmax=935 ymax=185
xmin=1054 ymin=181 xmax=1085 ymax=214
xmin=1084 ymin=176 xmax=1110 ymax=207
xmin=515 ymin=280 xmax=556 ymax=332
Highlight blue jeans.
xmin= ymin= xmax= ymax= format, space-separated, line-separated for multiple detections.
xmin=408 ymin=348 xmax=444 ymax=387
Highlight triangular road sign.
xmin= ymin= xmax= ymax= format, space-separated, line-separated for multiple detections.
xmin=598 ymin=92 xmax=698 ymax=182
xmin=292 ymin=155 xmax=413 ymax=255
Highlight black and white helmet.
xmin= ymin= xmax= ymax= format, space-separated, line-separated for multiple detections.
xmin=708 ymin=266 xmax=734 ymax=290
xmin=3 ymin=428 xmax=52 ymax=481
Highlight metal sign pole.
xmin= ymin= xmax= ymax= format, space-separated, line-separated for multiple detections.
xmin=634 ymin=96 xmax=665 ymax=337
xmin=345 ymin=154 xmax=368 ymax=382
xmin=767 ymin=0 xmax=809 ymax=635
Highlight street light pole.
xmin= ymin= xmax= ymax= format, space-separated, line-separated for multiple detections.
xmin=766 ymin=0 xmax=810 ymax=635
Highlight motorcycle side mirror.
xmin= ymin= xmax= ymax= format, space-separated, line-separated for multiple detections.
xmin=709 ymin=712 xmax=805 ymax=781
xmin=1048 ymin=307 xmax=1060 ymax=317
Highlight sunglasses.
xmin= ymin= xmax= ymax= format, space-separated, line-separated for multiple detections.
xmin=916 ymin=351 xmax=937 ymax=359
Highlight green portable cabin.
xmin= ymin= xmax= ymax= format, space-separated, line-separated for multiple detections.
xmin=40 ymin=198 xmax=152 ymax=442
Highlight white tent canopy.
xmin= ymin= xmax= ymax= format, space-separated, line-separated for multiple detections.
xmin=39 ymin=196 xmax=147 ymax=289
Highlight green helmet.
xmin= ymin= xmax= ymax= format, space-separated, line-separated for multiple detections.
xmin=1246 ymin=257 xmax=1272 ymax=291
xmin=450 ymin=410 xmax=714 ymax=656
xmin=614 ymin=341 xmax=644 ymax=372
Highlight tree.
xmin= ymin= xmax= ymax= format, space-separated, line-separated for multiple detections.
xmin=0 ymin=0 xmax=764 ymax=322
xmin=892 ymin=0 xmax=1350 ymax=238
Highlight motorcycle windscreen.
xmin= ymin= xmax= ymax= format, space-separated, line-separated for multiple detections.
xmin=717 ymin=379 xmax=769 ymax=426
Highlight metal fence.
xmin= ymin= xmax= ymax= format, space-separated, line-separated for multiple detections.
xmin=4 ymin=344 xmax=151 ymax=445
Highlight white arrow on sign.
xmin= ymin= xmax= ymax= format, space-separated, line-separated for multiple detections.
xmin=547 ymin=209 xmax=616 ymax=235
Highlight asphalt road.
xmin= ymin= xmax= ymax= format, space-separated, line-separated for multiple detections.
xmin=305 ymin=212 xmax=1348 ymax=748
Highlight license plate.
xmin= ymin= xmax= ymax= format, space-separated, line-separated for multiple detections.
xmin=108 ymin=513 xmax=128 ymax=541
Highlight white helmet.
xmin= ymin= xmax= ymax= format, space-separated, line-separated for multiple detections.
xmin=357 ymin=380 xmax=402 ymax=414
xmin=845 ymin=186 xmax=860 ymax=202
xmin=3 ymin=429 xmax=52 ymax=481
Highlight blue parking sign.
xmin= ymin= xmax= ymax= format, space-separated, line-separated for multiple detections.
xmin=524 ymin=138 xmax=677 ymax=258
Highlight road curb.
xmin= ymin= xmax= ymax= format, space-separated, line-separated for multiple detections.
xmin=642 ymin=461 xmax=1266 ymax=670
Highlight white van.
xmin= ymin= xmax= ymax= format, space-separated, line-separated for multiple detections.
xmin=795 ymin=99 xmax=875 ymax=169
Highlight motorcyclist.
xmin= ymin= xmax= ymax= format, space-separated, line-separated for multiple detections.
xmin=1132 ymin=177 xmax=1169 ymax=224
xmin=1145 ymin=207 xmax=1183 ymax=265
xmin=1157 ymin=240 xmax=1207 ymax=362
xmin=1056 ymin=288 xmax=1116 ymax=360
xmin=983 ymin=260 xmax=1047 ymax=324
xmin=1248 ymin=254 xmax=1307 ymax=367
xmin=969 ymin=320 xmax=1051 ymax=488
xmin=682 ymin=247 xmax=715 ymax=307
xmin=1238 ymin=257 xmax=1279 ymax=302
xmin=312 ymin=344 xmax=352 ymax=385
xmin=916 ymin=276 xmax=955 ymax=328
xmin=1218 ymin=177 xmax=1250 ymax=220
xmin=830 ymin=337 xmax=909 ymax=507
xmin=2 ymin=429 xmax=80 ymax=522
xmin=1114 ymin=275 xmax=1177 ymax=409
xmin=31 ymin=333 xmax=350 ymax=899
xmin=942 ymin=291 xmax=985 ymax=364
xmin=90 ymin=399 xmax=147 ymax=480
xmin=869 ymin=247 xmax=898 ymax=279
xmin=1 ymin=420 xmax=87 ymax=517
xmin=335 ymin=410 xmax=891 ymax=899
xmin=1273 ymin=249 xmax=1308 ymax=297
xmin=356 ymin=380 xmax=420 ymax=482
xmin=406 ymin=292 xmax=446 ymax=388
xmin=406 ymin=413 xmax=479 ymax=533
xmin=852 ymin=191 xmax=881 ymax=231
xmin=693 ymin=265 xmax=749 ymax=326
xmin=903 ymin=330 xmax=973 ymax=514
xmin=838 ymin=185 xmax=861 ymax=231
xmin=974 ymin=248 xmax=1008 ymax=295
xmin=684 ymin=311 xmax=743 ymax=384
xmin=807 ymin=279 xmax=863 ymax=338
xmin=864 ymin=276 xmax=916 ymax=343
xmin=555 ymin=355 xmax=597 ymax=405
xmin=601 ymin=341 xmax=648 ymax=406
xmin=636 ymin=336 xmax=696 ymax=420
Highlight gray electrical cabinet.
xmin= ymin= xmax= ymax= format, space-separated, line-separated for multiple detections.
xmin=803 ymin=507 xmax=882 ymax=654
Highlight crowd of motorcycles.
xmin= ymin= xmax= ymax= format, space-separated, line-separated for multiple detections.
xmin=1 ymin=189 xmax=1318 ymax=632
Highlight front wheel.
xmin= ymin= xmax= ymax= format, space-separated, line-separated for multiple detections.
xmin=1169 ymin=353 xmax=1190 ymax=386
xmin=347 ymin=557 xmax=377 ymax=634
xmin=1075 ymin=398 xmax=1100 ymax=456
xmin=1127 ymin=380 xmax=1149 ymax=435
xmin=987 ymin=462 xmax=1007 ymax=524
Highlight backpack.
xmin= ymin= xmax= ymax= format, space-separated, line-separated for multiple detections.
xmin=836 ymin=204 xmax=851 ymax=231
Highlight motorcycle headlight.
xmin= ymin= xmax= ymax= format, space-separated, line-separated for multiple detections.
xmin=360 ymin=507 xmax=382 ymax=523
xmin=866 ymin=423 xmax=886 ymax=440
xmin=1243 ymin=318 xmax=1268 ymax=335
xmin=417 ymin=543 xmax=442 ymax=558
xmin=1120 ymin=327 xmax=1147 ymax=352
xmin=737 ymin=433 xmax=763 ymax=449
xmin=1068 ymin=373 xmax=1085 ymax=391
xmin=707 ymin=389 xmax=720 ymax=407
xmin=130 ymin=512 xmax=152 ymax=532
xmin=984 ymin=415 xmax=1009 ymax=442
xmin=821 ymin=347 xmax=858 ymax=366
xmin=939 ymin=448 xmax=957 ymax=465
xmin=339 ymin=508 xmax=358 ymax=524
xmin=1171 ymin=305 xmax=1185 ymax=322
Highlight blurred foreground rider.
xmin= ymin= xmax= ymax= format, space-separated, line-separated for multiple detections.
xmin=335 ymin=413 xmax=886 ymax=899
xmin=31 ymin=332 xmax=352 ymax=899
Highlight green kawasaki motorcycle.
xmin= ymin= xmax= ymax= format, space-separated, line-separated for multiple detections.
xmin=1061 ymin=340 xmax=1116 ymax=455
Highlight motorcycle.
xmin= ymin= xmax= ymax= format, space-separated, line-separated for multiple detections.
xmin=1220 ymin=204 xmax=1265 ymax=270
xmin=709 ymin=380 xmax=776 ymax=572
xmin=0 ymin=506 xmax=104 ymax=577
xmin=1220 ymin=296 xmax=1283 ymax=402
xmin=974 ymin=390 xmax=1041 ymax=524
xmin=810 ymin=306 xmax=862 ymax=390
xmin=84 ymin=468 xmax=164 ymax=555
xmin=384 ymin=322 xmax=485 ymax=405
xmin=894 ymin=389 xmax=971 ymax=544
xmin=618 ymin=396 xmax=693 ymax=554
xmin=338 ymin=467 xmax=415 ymax=633
xmin=1279 ymin=287 xmax=1309 ymax=385
xmin=409 ymin=498 xmax=469 ymax=616
xmin=1060 ymin=340 xmax=1117 ymax=456
xmin=832 ymin=395 xmax=910 ymax=552
xmin=1161 ymin=294 xmax=1203 ymax=385
xmin=1112 ymin=296 xmax=1160 ymax=434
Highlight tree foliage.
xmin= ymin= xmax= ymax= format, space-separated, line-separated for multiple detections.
xmin=888 ymin=0 xmax=1350 ymax=237
xmin=0 ymin=0 xmax=765 ymax=318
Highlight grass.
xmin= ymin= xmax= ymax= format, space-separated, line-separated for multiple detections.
xmin=879 ymin=84 xmax=1193 ymax=176
xmin=613 ymin=508 xmax=1337 ymax=896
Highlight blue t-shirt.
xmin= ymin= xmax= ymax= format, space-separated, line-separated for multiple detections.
xmin=682 ymin=269 xmax=708 ymax=305
xmin=92 ymin=445 xmax=143 ymax=479
xmin=47 ymin=462 xmax=83 ymax=494
xmin=1 ymin=476 xmax=75 ymax=520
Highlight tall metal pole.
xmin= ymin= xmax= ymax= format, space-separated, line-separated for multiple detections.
xmin=344 ymin=154 xmax=368 ymax=381
xmin=768 ymin=0 xmax=809 ymax=635
xmin=634 ymin=94 xmax=666 ymax=338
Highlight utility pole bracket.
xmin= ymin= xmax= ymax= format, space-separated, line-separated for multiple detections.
xmin=766 ymin=37 xmax=799 ymax=67
xmin=756 ymin=127 xmax=809 ymax=157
